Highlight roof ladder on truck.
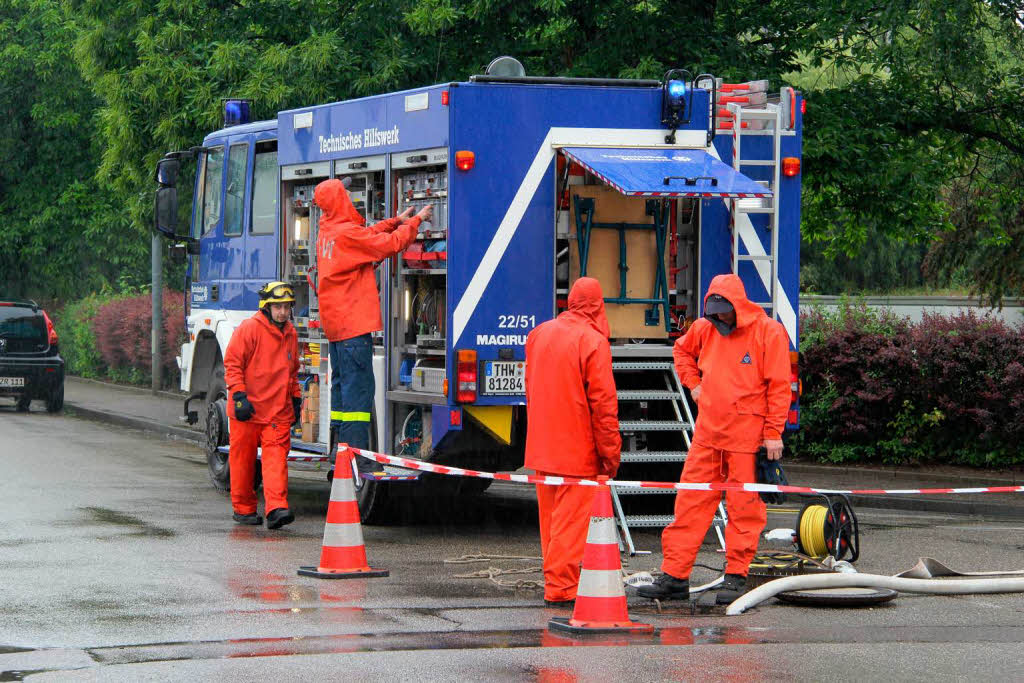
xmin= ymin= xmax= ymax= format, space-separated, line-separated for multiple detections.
xmin=610 ymin=357 xmax=728 ymax=555
xmin=721 ymin=81 xmax=784 ymax=316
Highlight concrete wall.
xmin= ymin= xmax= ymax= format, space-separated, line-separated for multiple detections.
xmin=802 ymin=295 xmax=1024 ymax=326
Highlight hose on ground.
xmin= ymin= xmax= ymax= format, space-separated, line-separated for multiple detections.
xmin=726 ymin=574 xmax=1024 ymax=615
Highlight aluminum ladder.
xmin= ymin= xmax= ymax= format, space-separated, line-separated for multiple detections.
xmin=609 ymin=355 xmax=727 ymax=555
xmin=727 ymin=101 xmax=783 ymax=316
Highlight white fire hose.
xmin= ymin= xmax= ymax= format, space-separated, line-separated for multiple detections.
xmin=727 ymin=573 xmax=1024 ymax=615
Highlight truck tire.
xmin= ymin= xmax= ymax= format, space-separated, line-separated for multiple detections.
xmin=205 ymin=377 xmax=230 ymax=491
xmin=45 ymin=383 xmax=64 ymax=413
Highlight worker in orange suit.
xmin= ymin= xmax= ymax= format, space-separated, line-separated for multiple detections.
xmin=224 ymin=282 xmax=302 ymax=530
xmin=314 ymin=177 xmax=432 ymax=474
xmin=525 ymin=277 xmax=621 ymax=607
xmin=638 ymin=273 xmax=790 ymax=601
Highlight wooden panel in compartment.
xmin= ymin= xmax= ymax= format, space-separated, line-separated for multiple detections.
xmin=568 ymin=184 xmax=669 ymax=339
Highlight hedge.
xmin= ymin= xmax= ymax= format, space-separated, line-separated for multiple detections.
xmin=791 ymin=302 xmax=1024 ymax=467
xmin=52 ymin=289 xmax=184 ymax=388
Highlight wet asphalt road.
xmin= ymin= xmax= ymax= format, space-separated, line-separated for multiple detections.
xmin=2 ymin=404 xmax=1024 ymax=681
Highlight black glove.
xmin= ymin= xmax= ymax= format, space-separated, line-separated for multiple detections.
xmin=232 ymin=391 xmax=254 ymax=421
xmin=292 ymin=396 xmax=302 ymax=425
xmin=756 ymin=446 xmax=788 ymax=505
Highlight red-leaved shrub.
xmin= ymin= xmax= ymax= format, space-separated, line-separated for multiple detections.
xmin=92 ymin=290 xmax=184 ymax=387
xmin=796 ymin=303 xmax=1024 ymax=466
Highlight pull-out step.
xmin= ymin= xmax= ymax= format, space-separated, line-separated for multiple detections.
xmin=620 ymin=450 xmax=687 ymax=463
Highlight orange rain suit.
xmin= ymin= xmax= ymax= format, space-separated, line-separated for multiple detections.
xmin=525 ymin=277 xmax=621 ymax=601
xmin=224 ymin=310 xmax=301 ymax=516
xmin=661 ymin=274 xmax=791 ymax=578
xmin=314 ymin=178 xmax=421 ymax=342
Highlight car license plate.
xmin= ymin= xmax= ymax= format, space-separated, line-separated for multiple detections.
xmin=0 ymin=377 xmax=25 ymax=388
xmin=482 ymin=361 xmax=525 ymax=395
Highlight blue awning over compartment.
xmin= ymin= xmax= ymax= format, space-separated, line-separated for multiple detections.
xmin=561 ymin=147 xmax=770 ymax=198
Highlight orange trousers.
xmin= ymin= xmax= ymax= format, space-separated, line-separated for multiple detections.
xmin=228 ymin=418 xmax=291 ymax=515
xmin=536 ymin=475 xmax=597 ymax=602
xmin=661 ymin=443 xmax=766 ymax=578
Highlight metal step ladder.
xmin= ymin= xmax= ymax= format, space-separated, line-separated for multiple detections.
xmin=610 ymin=357 xmax=727 ymax=555
xmin=727 ymin=101 xmax=783 ymax=316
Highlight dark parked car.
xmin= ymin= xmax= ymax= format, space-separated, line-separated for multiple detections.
xmin=0 ymin=300 xmax=64 ymax=412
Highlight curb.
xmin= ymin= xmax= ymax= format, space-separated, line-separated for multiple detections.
xmin=65 ymin=403 xmax=204 ymax=446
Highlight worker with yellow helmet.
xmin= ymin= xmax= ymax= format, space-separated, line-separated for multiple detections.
xmin=223 ymin=281 xmax=302 ymax=529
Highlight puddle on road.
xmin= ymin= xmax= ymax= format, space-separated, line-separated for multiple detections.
xmin=77 ymin=507 xmax=175 ymax=538
xmin=85 ymin=623 xmax=1024 ymax=666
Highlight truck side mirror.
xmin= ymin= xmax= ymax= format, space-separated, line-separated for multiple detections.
xmin=155 ymin=185 xmax=179 ymax=238
xmin=156 ymin=157 xmax=180 ymax=186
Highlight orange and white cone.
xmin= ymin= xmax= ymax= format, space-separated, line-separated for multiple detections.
xmin=298 ymin=445 xmax=388 ymax=580
xmin=548 ymin=485 xmax=653 ymax=634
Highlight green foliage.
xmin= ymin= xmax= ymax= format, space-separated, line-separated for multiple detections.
xmin=0 ymin=0 xmax=145 ymax=303
xmin=2 ymin=0 xmax=1023 ymax=306
xmin=52 ymin=293 xmax=115 ymax=378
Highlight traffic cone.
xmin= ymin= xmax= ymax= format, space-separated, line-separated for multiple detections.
xmin=298 ymin=445 xmax=389 ymax=580
xmin=548 ymin=485 xmax=653 ymax=635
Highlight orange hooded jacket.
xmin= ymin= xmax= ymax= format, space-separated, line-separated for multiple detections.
xmin=224 ymin=311 xmax=301 ymax=424
xmin=674 ymin=274 xmax=791 ymax=453
xmin=524 ymin=277 xmax=621 ymax=477
xmin=314 ymin=179 xmax=421 ymax=342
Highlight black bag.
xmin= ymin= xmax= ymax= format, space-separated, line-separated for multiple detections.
xmin=755 ymin=446 xmax=788 ymax=505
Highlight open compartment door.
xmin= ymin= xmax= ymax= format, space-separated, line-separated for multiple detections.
xmin=561 ymin=147 xmax=770 ymax=198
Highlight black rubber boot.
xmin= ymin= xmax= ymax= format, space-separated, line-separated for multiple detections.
xmin=232 ymin=512 xmax=262 ymax=525
xmin=636 ymin=573 xmax=690 ymax=600
xmin=715 ymin=573 xmax=748 ymax=604
xmin=266 ymin=508 xmax=295 ymax=530
xmin=544 ymin=599 xmax=574 ymax=609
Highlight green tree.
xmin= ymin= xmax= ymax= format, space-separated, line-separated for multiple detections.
xmin=0 ymin=0 xmax=141 ymax=302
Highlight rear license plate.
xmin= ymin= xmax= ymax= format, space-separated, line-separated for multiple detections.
xmin=0 ymin=377 xmax=25 ymax=388
xmin=482 ymin=361 xmax=525 ymax=395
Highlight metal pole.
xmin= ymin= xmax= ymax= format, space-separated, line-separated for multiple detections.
xmin=151 ymin=233 xmax=163 ymax=393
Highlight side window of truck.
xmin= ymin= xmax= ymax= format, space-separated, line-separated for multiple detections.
xmin=251 ymin=141 xmax=278 ymax=235
xmin=198 ymin=147 xmax=224 ymax=236
xmin=224 ymin=143 xmax=248 ymax=237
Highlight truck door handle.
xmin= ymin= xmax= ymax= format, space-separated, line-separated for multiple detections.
xmin=211 ymin=284 xmax=219 ymax=301
xmin=664 ymin=175 xmax=718 ymax=187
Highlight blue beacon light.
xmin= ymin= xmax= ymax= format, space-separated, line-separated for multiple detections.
xmin=223 ymin=99 xmax=251 ymax=127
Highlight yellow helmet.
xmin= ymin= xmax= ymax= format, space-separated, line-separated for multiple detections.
xmin=258 ymin=281 xmax=295 ymax=309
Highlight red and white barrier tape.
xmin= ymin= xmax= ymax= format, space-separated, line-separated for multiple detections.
xmin=346 ymin=447 xmax=1024 ymax=496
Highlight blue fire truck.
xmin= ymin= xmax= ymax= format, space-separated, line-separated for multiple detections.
xmin=155 ymin=62 xmax=803 ymax=535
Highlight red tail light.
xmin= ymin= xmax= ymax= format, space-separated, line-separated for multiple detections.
xmin=782 ymin=157 xmax=801 ymax=177
xmin=43 ymin=311 xmax=58 ymax=346
xmin=456 ymin=350 xmax=477 ymax=403
xmin=455 ymin=150 xmax=475 ymax=171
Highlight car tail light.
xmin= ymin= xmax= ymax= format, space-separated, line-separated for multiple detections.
xmin=43 ymin=311 xmax=58 ymax=346
xmin=456 ymin=350 xmax=477 ymax=403
xmin=782 ymin=157 xmax=801 ymax=177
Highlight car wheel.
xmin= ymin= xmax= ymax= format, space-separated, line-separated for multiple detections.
xmin=15 ymin=394 xmax=31 ymax=412
xmin=46 ymin=383 xmax=64 ymax=413
xmin=205 ymin=377 xmax=230 ymax=491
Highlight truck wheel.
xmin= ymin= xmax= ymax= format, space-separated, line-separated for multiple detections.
xmin=45 ymin=383 xmax=64 ymax=413
xmin=353 ymin=413 xmax=392 ymax=524
xmin=205 ymin=378 xmax=230 ymax=491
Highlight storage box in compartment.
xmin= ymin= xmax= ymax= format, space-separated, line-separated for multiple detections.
xmin=568 ymin=184 xmax=671 ymax=339
xmin=410 ymin=366 xmax=445 ymax=393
